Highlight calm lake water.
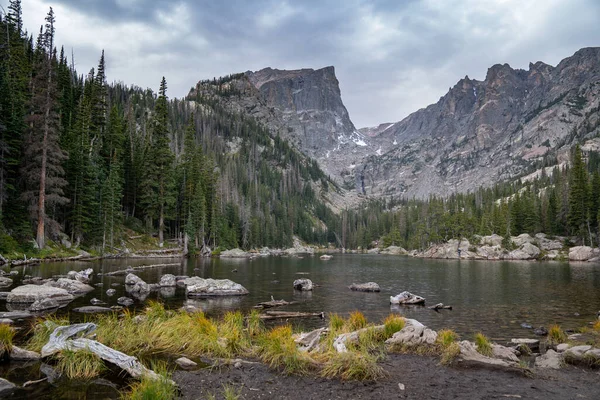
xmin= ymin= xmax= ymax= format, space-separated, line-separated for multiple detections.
xmin=4 ymin=254 xmax=600 ymax=341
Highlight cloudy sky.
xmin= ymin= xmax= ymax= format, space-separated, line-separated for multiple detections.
xmin=10 ymin=0 xmax=600 ymax=128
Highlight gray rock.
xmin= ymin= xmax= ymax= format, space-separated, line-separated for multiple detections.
xmin=106 ymin=289 xmax=116 ymax=296
xmin=117 ymin=297 xmax=134 ymax=307
xmin=0 ymin=377 xmax=16 ymax=397
xmin=0 ymin=292 xmax=9 ymax=300
xmin=175 ymin=356 xmax=198 ymax=370
xmin=72 ymin=306 xmax=113 ymax=314
xmin=0 ymin=276 xmax=13 ymax=288
xmin=29 ymin=297 xmax=60 ymax=311
xmin=533 ymin=326 xmax=548 ymax=336
xmin=569 ymin=246 xmax=598 ymax=261
xmin=6 ymin=285 xmax=74 ymax=304
xmin=44 ymin=278 xmax=95 ymax=294
xmin=125 ymin=273 xmax=150 ymax=295
xmin=90 ymin=298 xmax=106 ymax=305
xmin=491 ymin=344 xmax=519 ymax=362
xmin=158 ymin=274 xmax=176 ymax=287
xmin=367 ymin=248 xmax=381 ymax=254
xmin=40 ymin=363 xmax=61 ymax=383
xmin=584 ymin=348 xmax=600 ymax=360
xmin=535 ymin=349 xmax=562 ymax=369
xmin=456 ymin=340 xmax=519 ymax=369
xmin=349 ymin=282 xmax=380 ymax=292
xmin=390 ymin=291 xmax=425 ymax=305
xmin=0 ymin=310 xmax=33 ymax=319
xmin=0 ymin=319 xmax=13 ymax=325
xmin=67 ymin=268 xmax=93 ymax=283
xmin=220 ymin=248 xmax=251 ymax=258
xmin=556 ymin=343 xmax=570 ymax=352
xmin=380 ymin=246 xmax=408 ymax=255
xmin=385 ymin=320 xmax=438 ymax=347
xmin=510 ymin=338 xmax=540 ymax=351
xmin=10 ymin=345 xmax=41 ymax=361
xmin=294 ymin=327 xmax=327 ymax=352
xmin=319 ymin=254 xmax=333 ymax=260
xmin=293 ymin=278 xmax=313 ymax=291
xmin=564 ymin=345 xmax=592 ymax=361
xmin=184 ymin=277 xmax=249 ymax=297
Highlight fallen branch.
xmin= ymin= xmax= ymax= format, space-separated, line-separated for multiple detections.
xmin=259 ymin=311 xmax=324 ymax=320
xmin=99 ymin=263 xmax=181 ymax=276
xmin=41 ymin=323 xmax=168 ymax=382
xmin=428 ymin=303 xmax=452 ymax=311
xmin=253 ymin=296 xmax=298 ymax=309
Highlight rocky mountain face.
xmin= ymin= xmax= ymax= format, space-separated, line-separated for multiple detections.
xmin=189 ymin=66 xmax=372 ymax=182
xmin=190 ymin=47 xmax=600 ymax=201
xmin=357 ymin=47 xmax=600 ymax=198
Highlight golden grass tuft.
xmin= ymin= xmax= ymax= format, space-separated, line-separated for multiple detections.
xmin=328 ymin=313 xmax=345 ymax=333
xmin=593 ymin=320 xmax=600 ymax=332
xmin=256 ymin=325 xmax=313 ymax=375
xmin=0 ymin=324 xmax=15 ymax=357
xmin=345 ymin=311 xmax=367 ymax=331
xmin=383 ymin=314 xmax=405 ymax=339
xmin=548 ymin=325 xmax=567 ymax=345
xmin=122 ymin=362 xmax=177 ymax=400
xmin=320 ymin=351 xmax=385 ymax=381
xmin=436 ymin=329 xmax=459 ymax=349
xmin=246 ymin=309 xmax=264 ymax=337
xmin=440 ymin=342 xmax=461 ymax=365
xmin=474 ymin=332 xmax=493 ymax=357
xmin=55 ymin=349 xmax=106 ymax=379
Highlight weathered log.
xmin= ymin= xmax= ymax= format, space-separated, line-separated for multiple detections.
xmin=41 ymin=323 xmax=167 ymax=381
xmin=428 ymin=303 xmax=452 ymax=310
xmin=99 ymin=263 xmax=181 ymax=276
xmin=253 ymin=296 xmax=297 ymax=309
xmin=259 ymin=311 xmax=324 ymax=320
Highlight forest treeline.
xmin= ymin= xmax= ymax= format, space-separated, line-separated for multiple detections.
xmin=1 ymin=2 xmax=599 ymax=257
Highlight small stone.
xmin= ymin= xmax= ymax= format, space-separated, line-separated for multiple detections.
xmin=90 ymin=298 xmax=106 ymax=305
xmin=117 ymin=297 xmax=134 ymax=307
xmin=520 ymin=323 xmax=533 ymax=329
xmin=398 ymin=383 xmax=405 ymax=391
xmin=533 ymin=326 xmax=548 ymax=336
xmin=234 ymin=361 xmax=243 ymax=369
xmin=175 ymin=357 xmax=198 ymax=370
xmin=556 ymin=343 xmax=570 ymax=352
xmin=106 ymin=289 xmax=116 ymax=296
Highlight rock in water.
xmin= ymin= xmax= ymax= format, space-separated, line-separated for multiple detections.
xmin=125 ymin=273 xmax=150 ymax=295
xmin=349 ymin=282 xmax=380 ymax=292
xmin=0 ymin=377 xmax=16 ymax=397
xmin=390 ymin=291 xmax=425 ymax=305
xmin=29 ymin=298 xmax=60 ymax=312
xmin=220 ymin=248 xmax=251 ymax=258
xmin=175 ymin=357 xmax=198 ymax=370
xmin=184 ymin=277 xmax=249 ymax=297
xmin=6 ymin=285 xmax=74 ymax=305
xmin=67 ymin=268 xmax=93 ymax=283
xmin=158 ymin=274 xmax=176 ymax=287
xmin=106 ymin=289 xmax=116 ymax=296
xmin=319 ymin=254 xmax=333 ymax=260
xmin=72 ymin=306 xmax=113 ymax=314
xmin=535 ymin=349 xmax=563 ymax=369
xmin=117 ymin=297 xmax=134 ymax=307
xmin=293 ymin=279 xmax=313 ymax=291
xmin=533 ymin=326 xmax=548 ymax=336
xmin=44 ymin=278 xmax=94 ymax=294
xmin=0 ymin=277 xmax=13 ymax=288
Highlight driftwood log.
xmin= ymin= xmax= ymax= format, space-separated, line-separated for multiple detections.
xmin=41 ymin=323 xmax=167 ymax=381
xmin=253 ymin=296 xmax=298 ymax=309
xmin=99 ymin=263 xmax=181 ymax=276
xmin=428 ymin=303 xmax=452 ymax=310
xmin=259 ymin=311 xmax=324 ymax=320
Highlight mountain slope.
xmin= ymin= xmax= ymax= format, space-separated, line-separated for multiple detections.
xmin=358 ymin=47 xmax=600 ymax=198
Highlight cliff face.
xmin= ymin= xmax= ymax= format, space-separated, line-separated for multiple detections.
xmin=189 ymin=48 xmax=600 ymax=201
xmin=357 ymin=47 xmax=600 ymax=198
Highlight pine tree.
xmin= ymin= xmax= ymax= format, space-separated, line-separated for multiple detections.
xmin=568 ymin=145 xmax=589 ymax=244
xmin=21 ymin=8 xmax=68 ymax=248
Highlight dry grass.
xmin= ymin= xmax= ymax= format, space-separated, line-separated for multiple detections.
xmin=383 ymin=314 xmax=405 ymax=339
xmin=122 ymin=362 xmax=177 ymax=400
xmin=26 ymin=316 xmax=70 ymax=353
xmin=320 ymin=351 xmax=385 ymax=381
xmin=0 ymin=324 xmax=15 ymax=357
xmin=440 ymin=342 xmax=461 ymax=365
xmin=474 ymin=333 xmax=493 ymax=357
xmin=548 ymin=325 xmax=567 ymax=345
xmin=55 ymin=349 xmax=106 ymax=379
xmin=256 ymin=325 xmax=314 ymax=375
xmin=345 ymin=311 xmax=367 ymax=331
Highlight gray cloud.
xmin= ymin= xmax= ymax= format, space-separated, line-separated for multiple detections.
xmin=10 ymin=0 xmax=600 ymax=128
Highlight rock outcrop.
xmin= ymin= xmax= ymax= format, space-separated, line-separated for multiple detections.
xmin=184 ymin=277 xmax=249 ymax=297
xmin=6 ymin=285 xmax=74 ymax=305
xmin=349 ymin=282 xmax=380 ymax=292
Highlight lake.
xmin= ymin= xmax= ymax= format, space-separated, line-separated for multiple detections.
xmin=5 ymin=254 xmax=600 ymax=341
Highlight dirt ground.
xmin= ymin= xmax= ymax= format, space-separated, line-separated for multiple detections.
xmin=174 ymin=353 xmax=600 ymax=400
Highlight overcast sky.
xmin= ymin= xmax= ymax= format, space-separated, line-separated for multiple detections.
xmin=9 ymin=0 xmax=600 ymax=128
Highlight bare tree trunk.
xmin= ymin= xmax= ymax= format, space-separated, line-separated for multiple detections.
xmin=159 ymin=203 xmax=164 ymax=247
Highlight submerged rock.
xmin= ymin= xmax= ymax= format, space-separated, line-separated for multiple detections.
xmin=0 ymin=310 xmax=33 ymax=319
xmin=117 ymin=297 xmax=134 ymax=307
xmin=184 ymin=277 xmax=249 ymax=297
xmin=390 ymin=291 xmax=425 ymax=305
xmin=6 ymin=285 xmax=74 ymax=304
xmin=72 ymin=306 xmax=114 ymax=314
xmin=29 ymin=298 xmax=60 ymax=312
xmin=44 ymin=278 xmax=95 ymax=294
xmin=158 ymin=274 xmax=176 ymax=287
xmin=349 ymin=282 xmax=380 ymax=292
xmin=293 ymin=279 xmax=313 ymax=291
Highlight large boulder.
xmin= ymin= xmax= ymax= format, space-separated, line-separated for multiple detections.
xmin=220 ymin=248 xmax=251 ymax=258
xmin=45 ymin=278 xmax=95 ymax=294
xmin=158 ymin=274 xmax=176 ymax=287
xmin=419 ymin=239 xmax=476 ymax=259
xmin=385 ymin=319 xmax=437 ymax=347
xmin=6 ymin=285 xmax=74 ymax=304
xmin=456 ymin=340 xmax=520 ymax=370
xmin=569 ymin=246 xmax=598 ymax=261
xmin=390 ymin=291 xmax=425 ymax=305
xmin=512 ymin=233 xmax=534 ymax=247
xmin=349 ymin=282 xmax=380 ymax=292
xmin=535 ymin=349 xmax=563 ymax=369
xmin=125 ymin=273 xmax=150 ymax=295
xmin=293 ymin=279 xmax=313 ymax=291
xmin=506 ymin=242 xmax=540 ymax=260
xmin=476 ymin=245 xmax=502 ymax=260
xmin=480 ymin=234 xmax=503 ymax=247
xmin=380 ymin=246 xmax=407 ymax=255
xmin=67 ymin=268 xmax=93 ymax=284
xmin=184 ymin=277 xmax=249 ymax=297
xmin=0 ymin=277 xmax=13 ymax=288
